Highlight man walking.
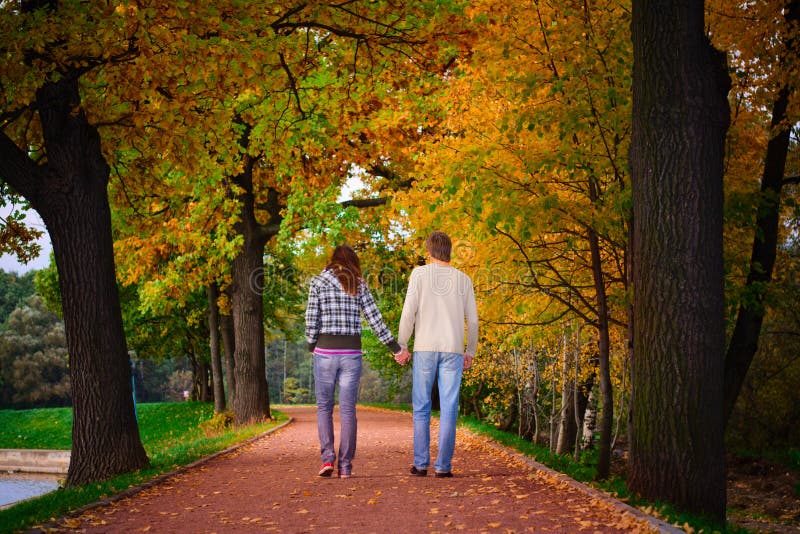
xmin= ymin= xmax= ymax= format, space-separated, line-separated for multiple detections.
xmin=396 ymin=231 xmax=479 ymax=478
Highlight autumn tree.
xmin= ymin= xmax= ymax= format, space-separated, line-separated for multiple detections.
xmin=628 ymin=0 xmax=730 ymax=520
xmin=109 ymin=3 xmax=463 ymax=424
xmin=389 ymin=0 xmax=631 ymax=479
xmin=0 ymin=1 xmax=151 ymax=485
xmin=708 ymin=0 xmax=800 ymax=426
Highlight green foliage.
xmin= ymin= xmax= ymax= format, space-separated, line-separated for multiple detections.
xmin=0 ymin=403 xmax=287 ymax=534
xmin=32 ymin=253 xmax=62 ymax=317
xmin=282 ymin=377 xmax=310 ymax=404
xmin=0 ymin=269 xmax=36 ymax=325
xmin=0 ymin=295 xmax=69 ymax=408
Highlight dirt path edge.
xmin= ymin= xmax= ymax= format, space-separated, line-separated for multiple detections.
xmin=25 ymin=416 xmax=294 ymax=534
xmin=461 ymin=429 xmax=684 ymax=534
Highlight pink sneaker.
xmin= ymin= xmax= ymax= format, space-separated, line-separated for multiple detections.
xmin=318 ymin=463 xmax=334 ymax=477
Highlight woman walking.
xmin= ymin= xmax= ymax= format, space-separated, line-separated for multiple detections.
xmin=305 ymin=245 xmax=403 ymax=478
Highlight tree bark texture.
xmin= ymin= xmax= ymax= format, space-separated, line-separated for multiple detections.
xmin=199 ymin=357 xmax=211 ymax=403
xmin=230 ymin=162 xmax=272 ymax=424
xmin=221 ymin=310 xmax=236 ymax=407
xmin=0 ymin=76 xmax=149 ymax=486
xmin=723 ymin=0 xmax=798 ymax=427
xmin=588 ymin=227 xmax=613 ymax=479
xmin=629 ymin=0 xmax=729 ymax=520
xmin=207 ymin=284 xmax=227 ymax=413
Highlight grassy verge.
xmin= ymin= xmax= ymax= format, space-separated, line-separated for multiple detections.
xmin=0 ymin=402 xmax=285 ymax=534
xmin=367 ymin=403 xmax=747 ymax=533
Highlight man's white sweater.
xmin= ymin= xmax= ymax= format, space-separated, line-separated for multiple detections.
xmin=398 ymin=263 xmax=479 ymax=356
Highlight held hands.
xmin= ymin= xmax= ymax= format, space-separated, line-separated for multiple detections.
xmin=464 ymin=354 xmax=474 ymax=370
xmin=394 ymin=348 xmax=412 ymax=366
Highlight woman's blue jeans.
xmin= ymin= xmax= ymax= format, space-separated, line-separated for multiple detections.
xmin=314 ymin=352 xmax=362 ymax=474
xmin=412 ymin=351 xmax=463 ymax=473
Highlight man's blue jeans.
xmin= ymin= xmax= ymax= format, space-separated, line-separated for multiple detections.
xmin=412 ymin=351 xmax=463 ymax=473
xmin=314 ymin=352 xmax=362 ymax=474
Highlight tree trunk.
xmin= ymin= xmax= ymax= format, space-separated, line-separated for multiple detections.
xmin=230 ymin=161 xmax=273 ymax=424
xmin=556 ymin=335 xmax=576 ymax=454
xmin=221 ymin=299 xmax=236 ymax=407
xmin=0 ymin=76 xmax=149 ymax=486
xmin=588 ymin=227 xmax=613 ymax=479
xmin=199 ymin=358 xmax=211 ymax=403
xmin=629 ymin=0 xmax=729 ymax=520
xmin=581 ymin=390 xmax=597 ymax=450
xmin=723 ymin=0 xmax=798 ymax=427
xmin=556 ymin=383 xmax=577 ymax=455
xmin=188 ymin=352 xmax=200 ymax=400
xmin=207 ymin=284 xmax=227 ymax=413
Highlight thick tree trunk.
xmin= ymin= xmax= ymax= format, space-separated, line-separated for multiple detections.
xmin=207 ymin=284 xmax=227 ymax=413
xmin=0 ymin=76 xmax=149 ymax=486
xmin=723 ymin=0 xmax=798 ymax=427
xmin=629 ymin=0 xmax=729 ymax=520
xmin=230 ymin=161 xmax=274 ymax=424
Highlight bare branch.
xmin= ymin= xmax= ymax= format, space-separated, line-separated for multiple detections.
xmin=340 ymin=197 xmax=388 ymax=208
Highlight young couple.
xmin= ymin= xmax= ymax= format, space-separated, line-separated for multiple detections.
xmin=304 ymin=231 xmax=479 ymax=479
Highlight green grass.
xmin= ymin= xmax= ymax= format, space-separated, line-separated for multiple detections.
xmin=0 ymin=407 xmax=73 ymax=450
xmin=0 ymin=402 xmax=286 ymax=534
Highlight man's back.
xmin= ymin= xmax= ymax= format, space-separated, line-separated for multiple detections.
xmin=398 ymin=263 xmax=478 ymax=355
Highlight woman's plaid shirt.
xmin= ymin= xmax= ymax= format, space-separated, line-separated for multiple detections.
xmin=305 ymin=269 xmax=395 ymax=346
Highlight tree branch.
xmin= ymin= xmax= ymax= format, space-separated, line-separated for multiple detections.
xmin=782 ymin=174 xmax=800 ymax=186
xmin=279 ymin=52 xmax=306 ymax=118
xmin=340 ymin=197 xmax=388 ymax=208
xmin=0 ymin=131 xmax=42 ymax=203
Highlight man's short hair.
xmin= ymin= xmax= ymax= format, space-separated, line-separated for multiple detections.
xmin=425 ymin=231 xmax=452 ymax=262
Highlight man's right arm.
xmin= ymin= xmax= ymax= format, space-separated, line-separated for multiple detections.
xmin=464 ymin=276 xmax=479 ymax=358
xmin=397 ymin=269 xmax=420 ymax=350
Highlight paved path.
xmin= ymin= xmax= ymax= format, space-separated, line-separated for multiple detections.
xmin=53 ymin=406 xmax=674 ymax=533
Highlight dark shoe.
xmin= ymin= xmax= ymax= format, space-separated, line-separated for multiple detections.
xmin=318 ymin=463 xmax=334 ymax=477
xmin=434 ymin=471 xmax=453 ymax=478
xmin=410 ymin=466 xmax=427 ymax=476
xmin=338 ymin=471 xmax=352 ymax=479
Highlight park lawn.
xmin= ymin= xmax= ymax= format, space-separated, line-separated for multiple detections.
xmin=0 ymin=402 xmax=285 ymax=534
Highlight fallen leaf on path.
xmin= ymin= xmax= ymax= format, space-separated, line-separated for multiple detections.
xmin=296 ymin=509 xmax=309 ymax=514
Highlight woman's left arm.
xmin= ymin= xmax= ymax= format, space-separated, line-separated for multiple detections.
xmin=359 ymin=283 xmax=401 ymax=353
xmin=305 ymin=282 xmax=321 ymax=352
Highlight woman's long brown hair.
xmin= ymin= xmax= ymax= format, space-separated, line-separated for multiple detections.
xmin=326 ymin=245 xmax=362 ymax=296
